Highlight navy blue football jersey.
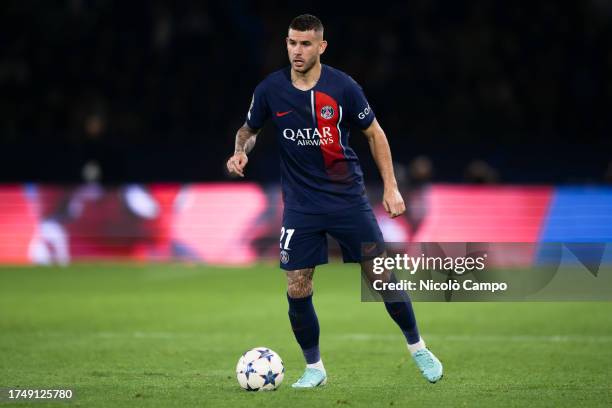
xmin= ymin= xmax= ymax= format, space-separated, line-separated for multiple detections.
xmin=246 ymin=64 xmax=376 ymax=213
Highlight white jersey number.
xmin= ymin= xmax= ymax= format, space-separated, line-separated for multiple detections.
xmin=280 ymin=227 xmax=295 ymax=250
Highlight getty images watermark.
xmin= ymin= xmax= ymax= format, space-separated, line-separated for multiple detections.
xmin=371 ymin=252 xmax=507 ymax=293
xmin=361 ymin=242 xmax=612 ymax=302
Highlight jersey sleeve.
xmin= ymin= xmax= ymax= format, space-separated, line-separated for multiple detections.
xmin=344 ymin=77 xmax=375 ymax=129
xmin=245 ymin=82 xmax=269 ymax=130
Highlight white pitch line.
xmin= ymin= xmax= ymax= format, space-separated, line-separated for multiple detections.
xmin=334 ymin=333 xmax=612 ymax=343
xmin=33 ymin=331 xmax=612 ymax=343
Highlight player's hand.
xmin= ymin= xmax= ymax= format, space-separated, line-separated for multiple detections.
xmin=382 ymin=188 xmax=405 ymax=218
xmin=226 ymin=152 xmax=248 ymax=178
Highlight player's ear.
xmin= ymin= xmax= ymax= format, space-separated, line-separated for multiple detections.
xmin=319 ymin=40 xmax=327 ymax=55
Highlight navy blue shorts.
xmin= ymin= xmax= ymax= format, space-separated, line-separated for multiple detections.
xmin=279 ymin=202 xmax=385 ymax=270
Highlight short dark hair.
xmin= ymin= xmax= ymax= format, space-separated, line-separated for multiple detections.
xmin=289 ymin=14 xmax=324 ymax=33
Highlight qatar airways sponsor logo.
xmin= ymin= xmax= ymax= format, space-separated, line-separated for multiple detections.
xmin=282 ymin=127 xmax=334 ymax=146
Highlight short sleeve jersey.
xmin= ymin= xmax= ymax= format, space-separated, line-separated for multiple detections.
xmin=246 ymin=64 xmax=375 ymax=213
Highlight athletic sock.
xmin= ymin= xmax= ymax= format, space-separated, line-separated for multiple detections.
xmin=407 ymin=337 xmax=426 ymax=355
xmin=287 ymin=292 xmax=321 ymax=364
xmin=381 ymin=275 xmax=421 ymax=345
xmin=384 ymin=300 xmax=421 ymax=344
xmin=306 ymin=359 xmax=326 ymax=374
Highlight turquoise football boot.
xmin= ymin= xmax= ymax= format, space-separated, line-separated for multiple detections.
xmin=412 ymin=348 xmax=443 ymax=383
xmin=291 ymin=367 xmax=327 ymax=388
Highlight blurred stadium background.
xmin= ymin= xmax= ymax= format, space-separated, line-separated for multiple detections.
xmin=0 ymin=1 xmax=611 ymax=264
xmin=1 ymin=1 xmax=612 ymax=183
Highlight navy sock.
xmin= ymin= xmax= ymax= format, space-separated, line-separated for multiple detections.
xmin=287 ymin=293 xmax=320 ymax=364
xmin=381 ymin=276 xmax=420 ymax=344
xmin=384 ymin=299 xmax=421 ymax=344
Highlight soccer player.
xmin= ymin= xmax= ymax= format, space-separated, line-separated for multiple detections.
xmin=227 ymin=14 xmax=443 ymax=387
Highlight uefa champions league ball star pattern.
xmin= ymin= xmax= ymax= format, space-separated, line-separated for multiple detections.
xmin=236 ymin=347 xmax=285 ymax=391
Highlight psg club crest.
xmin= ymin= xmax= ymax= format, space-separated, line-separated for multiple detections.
xmin=320 ymin=105 xmax=334 ymax=120
xmin=280 ymin=250 xmax=289 ymax=264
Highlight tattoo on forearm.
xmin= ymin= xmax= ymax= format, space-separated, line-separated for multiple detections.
xmin=235 ymin=124 xmax=259 ymax=154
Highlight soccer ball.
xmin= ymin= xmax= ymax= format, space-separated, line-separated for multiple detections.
xmin=236 ymin=347 xmax=285 ymax=391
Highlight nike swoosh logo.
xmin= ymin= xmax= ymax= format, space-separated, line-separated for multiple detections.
xmin=276 ymin=110 xmax=293 ymax=117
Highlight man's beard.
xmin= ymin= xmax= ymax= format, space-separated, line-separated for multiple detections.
xmin=293 ymin=57 xmax=316 ymax=73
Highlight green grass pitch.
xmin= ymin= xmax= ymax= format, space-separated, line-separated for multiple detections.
xmin=0 ymin=263 xmax=611 ymax=407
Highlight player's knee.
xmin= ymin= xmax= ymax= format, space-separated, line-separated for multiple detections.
xmin=360 ymin=259 xmax=377 ymax=282
xmin=287 ymin=279 xmax=312 ymax=298
xmin=360 ymin=259 xmax=392 ymax=285
xmin=287 ymin=269 xmax=313 ymax=298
